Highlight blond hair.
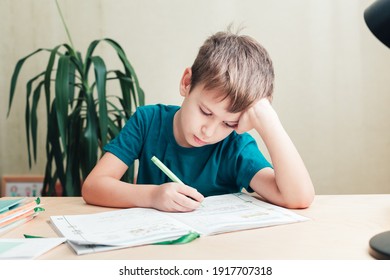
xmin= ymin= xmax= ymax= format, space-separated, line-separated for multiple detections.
xmin=190 ymin=31 xmax=274 ymax=113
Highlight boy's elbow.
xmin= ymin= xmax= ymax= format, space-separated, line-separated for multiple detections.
xmin=283 ymin=169 xmax=316 ymax=209
xmin=288 ymin=194 xmax=314 ymax=209
xmin=81 ymin=178 xmax=94 ymax=205
xmin=285 ymin=185 xmax=315 ymax=209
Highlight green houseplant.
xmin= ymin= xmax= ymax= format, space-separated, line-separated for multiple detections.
xmin=7 ymin=1 xmax=145 ymax=196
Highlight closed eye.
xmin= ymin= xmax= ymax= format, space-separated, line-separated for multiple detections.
xmin=200 ymin=105 xmax=238 ymax=128
xmin=224 ymin=122 xmax=238 ymax=129
xmin=200 ymin=107 xmax=212 ymax=116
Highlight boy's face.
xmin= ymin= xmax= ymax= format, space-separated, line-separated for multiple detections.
xmin=174 ymin=71 xmax=241 ymax=148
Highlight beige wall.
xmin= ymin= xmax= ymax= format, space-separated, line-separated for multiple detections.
xmin=1 ymin=0 xmax=390 ymax=195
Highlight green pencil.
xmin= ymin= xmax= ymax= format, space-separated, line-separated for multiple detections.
xmin=151 ymin=156 xmax=184 ymax=184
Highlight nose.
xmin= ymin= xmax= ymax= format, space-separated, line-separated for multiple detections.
xmin=201 ymin=121 xmax=218 ymax=138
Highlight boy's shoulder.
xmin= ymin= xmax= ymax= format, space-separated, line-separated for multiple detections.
xmin=136 ymin=104 xmax=179 ymax=116
xmin=221 ymin=131 xmax=258 ymax=152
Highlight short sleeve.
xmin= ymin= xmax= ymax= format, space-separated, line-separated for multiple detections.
xmin=234 ymin=137 xmax=273 ymax=192
xmin=103 ymin=108 xmax=146 ymax=166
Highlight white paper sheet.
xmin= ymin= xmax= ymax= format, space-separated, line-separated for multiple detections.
xmin=0 ymin=238 xmax=66 ymax=259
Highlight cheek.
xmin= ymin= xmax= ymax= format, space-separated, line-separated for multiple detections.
xmin=181 ymin=108 xmax=200 ymax=131
xmin=211 ymin=126 xmax=233 ymax=142
xmin=186 ymin=108 xmax=203 ymax=127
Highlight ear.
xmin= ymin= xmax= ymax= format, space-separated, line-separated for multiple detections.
xmin=179 ymin=67 xmax=192 ymax=97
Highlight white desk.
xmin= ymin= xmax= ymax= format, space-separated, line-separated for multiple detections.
xmin=1 ymin=194 xmax=389 ymax=259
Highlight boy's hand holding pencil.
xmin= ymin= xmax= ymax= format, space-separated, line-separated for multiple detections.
xmin=151 ymin=156 xmax=204 ymax=212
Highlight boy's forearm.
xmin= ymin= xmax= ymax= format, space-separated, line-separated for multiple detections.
xmin=82 ymin=176 xmax=156 ymax=208
xmin=253 ymin=105 xmax=314 ymax=208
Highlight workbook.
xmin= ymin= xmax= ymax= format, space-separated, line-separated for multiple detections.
xmin=50 ymin=193 xmax=309 ymax=255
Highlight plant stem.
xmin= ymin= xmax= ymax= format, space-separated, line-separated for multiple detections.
xmin=55 ymin=0 xmax=75 ymax=50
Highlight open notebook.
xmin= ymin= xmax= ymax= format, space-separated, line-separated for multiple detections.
xmin=50 ymin=193 xmax=309 ymax=255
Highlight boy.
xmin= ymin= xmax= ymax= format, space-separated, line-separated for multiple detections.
xmin=82 ymin=30 xmax=315 ymax=212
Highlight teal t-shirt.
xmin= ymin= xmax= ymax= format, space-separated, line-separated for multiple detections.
xmin=104 ymin=104 xmax=272 ymax=197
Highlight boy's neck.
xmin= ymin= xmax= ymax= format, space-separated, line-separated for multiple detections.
xmin=172 ymin=109 xmax=187 ymax=148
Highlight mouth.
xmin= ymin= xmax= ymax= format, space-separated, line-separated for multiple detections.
xmin=193 ymin=135 xmax=208 ymax=146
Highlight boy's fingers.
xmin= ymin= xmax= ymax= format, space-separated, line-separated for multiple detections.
xmin=169 ymin=185 xmax=203 ymax=211
xmin=236 ymin=109 xmax=253 ymax=134
xmin=179 ymin=185 xmax=204 ymax=202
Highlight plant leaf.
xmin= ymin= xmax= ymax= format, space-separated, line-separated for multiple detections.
xmin=48 ymin=103 xmax=66 ymax=194
xmin=103 ymin=38 xmax=144 ymax=107
xmin=66 ymin=108 xmax=83 ymax=195
xmin=82 ymin=92 xmax=99 ymax=175
xmin=55 ymin=55 xmax=71 ymax=151
xmin=24 ymin=72 xmax=45 ymax=167
xmin=91 ymin=56 xmax=108 ymax=147
xmin=44 ymin=45 xmax=63 ymax=107
xmin=31 ymin=81 xmax=44 ymax=163
xmin=113 ymin=70 xmax=132 ymax=118
xmin=8 ymin=48 xmax=48 ymax=117
xmin=84 ymin=40 xmax=100 ymax=76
